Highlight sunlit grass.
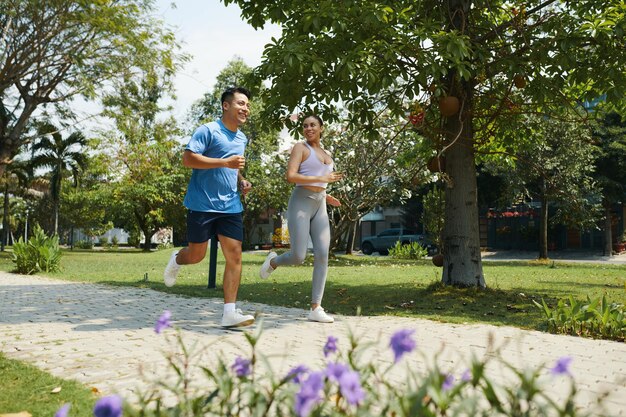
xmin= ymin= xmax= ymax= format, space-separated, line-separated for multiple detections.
xmin=0 ymin=248 xmax=624 ymax=330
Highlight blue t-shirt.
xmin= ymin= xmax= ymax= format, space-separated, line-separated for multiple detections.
xmin=183 ymin=120 xmax=248 ymax=213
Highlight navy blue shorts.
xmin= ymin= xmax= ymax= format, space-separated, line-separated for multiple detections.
xmin=186 ymin=211 xmax=244 ymax=243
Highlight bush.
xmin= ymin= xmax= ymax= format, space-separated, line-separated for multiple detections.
xmin=12 ymin=225 xmax=62 ymax=274
xmin=157 ymin=242 xmax=173 ymax=251
xmin=388 ymin=241 xmax=428 ymax=260
xmin=127 ymin=229 xmax=141 ymax=248
xmin=534 ymin=295 xmax=626 ymax=342
xmin=111 ymin=235 xmax=119 ymax=248
xmin=75 ymin=240 xmax=94 ymax=250
xmin=97 ymin=312 xmax=609 ymax=417
xmin=272 ymin=227 xmax=289 ymax=245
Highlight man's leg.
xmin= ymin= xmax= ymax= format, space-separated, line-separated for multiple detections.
xmin=218 ymin=234 xmax=254 ymax=327
xmin=176 ymin=241 xmax=209 ymax=265
xmin=218 ymin=235 xmax=242 ymax=303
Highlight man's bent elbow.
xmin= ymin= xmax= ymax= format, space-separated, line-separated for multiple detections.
xmin=182 ymin=151 xmax=193 ymax=168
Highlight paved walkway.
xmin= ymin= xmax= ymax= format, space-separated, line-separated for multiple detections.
xmin=1 ymin=271 xmax=625 ymax=415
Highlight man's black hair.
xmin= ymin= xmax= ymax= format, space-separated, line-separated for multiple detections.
xmin=221 ymin=87 xmax=251 ymax=106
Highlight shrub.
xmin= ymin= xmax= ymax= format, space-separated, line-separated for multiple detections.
xmin=388 ymin=240 xmax=428 ymax=260
xmin=272 ymin=227 xmax=289 ymax=245
xmin=127 ymin=229 xmax=141 ymax=248
xmin=534 ymin=295 xmax=625 ymax=342
xmin=99 ymin=236 xmax=110 ymax=248
xmin=12 ymin=225 xmax=62 ymax=274
xmin=94 ymin=312 xmax=610 ymax=417
xmin=111 ymin=235 xmax=119 ymax=247
xmin=157 ymin=242 xmax=173 ymax=251
xmin=75 ymin=240 xmax=94 ymax=250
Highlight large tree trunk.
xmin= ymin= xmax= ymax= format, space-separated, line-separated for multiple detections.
xmin=539 ymin=191 xmax=549 ymax=259
xmin=441 ymin=0 xmax=484 ymax=288
xmin=441 ymin=111 xmax=485 ymax=287
xmin=603 ymin=200 xmax=613 ymax=256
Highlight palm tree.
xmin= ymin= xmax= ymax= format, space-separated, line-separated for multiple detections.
xmin=1 ymin=159 xmax=31 ymax=250
xmin=30 ymin=123 xmax=87 ymax=235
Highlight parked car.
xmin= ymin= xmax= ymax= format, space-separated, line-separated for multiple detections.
xmin=360 ymin=228 xmax=436 ymax=255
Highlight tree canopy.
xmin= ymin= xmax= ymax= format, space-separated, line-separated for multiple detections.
xmin=0 ymin=0 xmax=181 ymax=176
xmin=223 ymin=0 xmax=626 ymax=286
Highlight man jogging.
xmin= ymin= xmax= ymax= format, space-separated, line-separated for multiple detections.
xmin=164 ymin=87 xmax=254 ymax=328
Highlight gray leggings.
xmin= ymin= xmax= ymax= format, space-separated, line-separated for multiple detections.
xmin=274 ymin=187 xmax=330 ymax=305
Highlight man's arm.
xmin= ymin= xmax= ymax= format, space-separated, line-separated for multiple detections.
xmin=182 ymin=150 xmax=245 ymax=170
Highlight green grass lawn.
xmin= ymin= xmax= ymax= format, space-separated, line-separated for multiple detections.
xmin=1 ymin=248 xmax=623 ymax=330
xmin=0 ymin=352 xmax=96 ymax=416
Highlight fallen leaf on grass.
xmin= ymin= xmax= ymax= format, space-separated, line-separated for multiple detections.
xmin=51 ymin=386 xmax=62 ymax=394
xmin=0 ymin=412 xmax=33 ymax=417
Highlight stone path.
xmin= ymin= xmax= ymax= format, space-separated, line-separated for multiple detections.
xmin=1 ymin=271 xmax=625 ymax=415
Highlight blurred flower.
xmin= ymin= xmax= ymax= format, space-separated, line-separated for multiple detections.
xmin=323 ymin=335 xmax=338 ymax=357
xmin=326 ymin=362 xmax=349 ymax=381
xmin=231 ymin=356 xmax=252 ymax=378
xmin=442 ymin=373 xmax=455 ymax=391
xmin=286 ymin=364 xmax=309 ymax=383
xmin=339 ymin=370 xmax=365 ymax=405
xmin=295 ymin=371 xmax=324 ymax=417
xmin=55 ymin=404 xmax=70 ymax=417
xmin=550 ymin=356 xmax=573 ymax=376
xmin=265 ymin=169 xmax=270 ymax=174
xmin=461 ymin=369 xmax=472 ymax=382
xmin=93 ymin=395 xmax=123 ymax=417
xmin=154 ymin=310 xmax=172 ymax=334
xmin=390 ymin=329 xmax=416 ymax=362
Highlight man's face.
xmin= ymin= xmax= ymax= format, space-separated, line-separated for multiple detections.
xmin=223 ymin=92 xmax=250 ymax=125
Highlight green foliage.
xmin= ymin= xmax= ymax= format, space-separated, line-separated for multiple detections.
xmin=533 ymin=296 xmax=626 ymax=342
xmin=223 ymin=0 xmax=626 ymax=286
xmin=127 ymin=229 xmax=141 ymax=248
xmin=0 ymin=0 xmax=184 ymax=175
xmin=125 ymin=321 xmax=606 ymax=417
xmin=388 ymin=241 xmax=428 ymax=260
xmin=11 ymin=225 xmax=62 ymax=274
xmin=74 ymin=240 xmax=94 ymax=250
xmin=422 ymin=187 xmax=445 ymax=252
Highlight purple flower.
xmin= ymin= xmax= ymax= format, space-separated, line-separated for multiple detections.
xmin=294 ymin=371 xmax=324 ymax=417
xmin=550 ymin=356 xmax=573 ymax=376
xmin=286 ymin=365 xmax=309 ymax=383
xmin=389 ymin=329 xmax=416 ymax=362
xmin=338 ymin=370 xmax=365 ymax=405
xmin=55 ymin=404 xmax=70 ymax=417
xmin=323 ymin=335 xmax=338 ymax=357
xmin=154 ymin=310 xmax=172 ymax=334
xmin=442 ymin=373 xmax=455 ymax=391
xmin=461 ymin=368 xmax=472 ymax=382
xmin=231 ymin=356 xmax=252 ymax=378
xmin=326 ymin=362 xmax=349 ymax=382
xmin=93 ymin=395 xmax=123 ymax=417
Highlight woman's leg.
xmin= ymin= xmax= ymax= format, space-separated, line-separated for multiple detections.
xmin=309 ymin=197 xmax=330 ymax=308
xmin=273 ymin=188 xmax=315 ymax=267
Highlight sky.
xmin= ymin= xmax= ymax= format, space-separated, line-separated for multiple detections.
xmin=154 ymin=0 xmax=282 ymax=120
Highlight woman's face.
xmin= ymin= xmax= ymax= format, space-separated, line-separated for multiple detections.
xmin=302 ymin=116 xmax=323 ymax=141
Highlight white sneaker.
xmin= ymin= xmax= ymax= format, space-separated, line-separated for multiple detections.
xmin=221 ymin=309 xmax=255 ymax=328
xmin=308 ymin=306 xmax=334 ymax=323
xmin=163 ymin=251 xmax=180 ymax=287
xmin=259 ymin=251 xmax=277 ymax=279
